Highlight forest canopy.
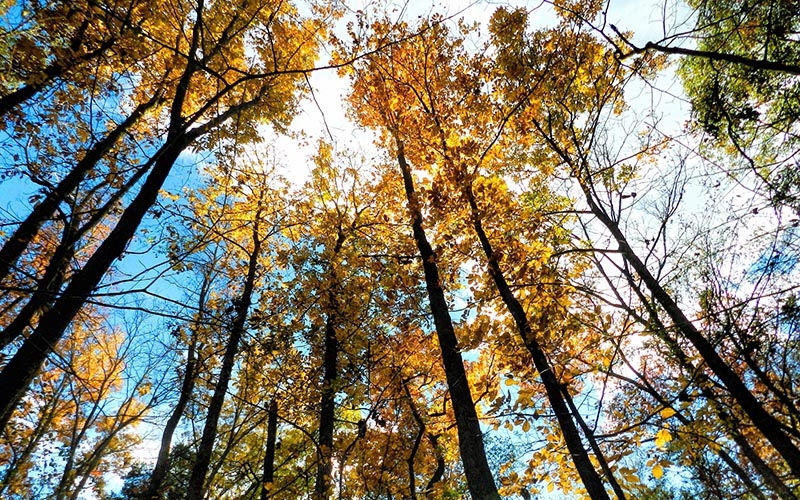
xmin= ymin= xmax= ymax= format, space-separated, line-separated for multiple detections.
xmin=1 ymin=0 xmax=799 ymax=498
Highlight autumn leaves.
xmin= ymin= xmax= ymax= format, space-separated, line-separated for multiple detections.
xmin=2 ymin=0 xmax=800 ymax=498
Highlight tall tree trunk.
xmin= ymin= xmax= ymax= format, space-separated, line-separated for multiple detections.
xmin=535 ymin=123 xmax=800 ymax=478
xmin=0 ymin=132 xmax=190 ymax=430
xmin=0 ymin=36 xmax=201 ymax=426
xmin=0 ymin=66 xmax=263 ymax=431
xmin=562 ymin=387 xmax=626 ymax=500
xmin=581 ymin=184 xmax=800 ymax=477
xmin=615 ymin=291 xmax=795 ymax=500
xmin=314 ymin=230 xmax=345 ymax=500
xmin=402 ymin=378 xmax=445 ymax=499
xmin=261 ymin=400 xmax=278 ymax=500
xmin=186 ymin=212 xmax=263 ymax=500
xmin=461 ymin=178 xmax=612 ymax=500
xmin=0 ymin=92 xmax=161 ymax=289
xmin=730 ymin=425 xmax=798 ymax=500
xmin=0 ymin=156 xmax=151 ymax=350
xmin=392 ymin=134 xmax=500 ymax=500
xmin=145 ymin=272 xmax=210 ymax=500
xmin=0 ymin=215 xmax=77 ymax=349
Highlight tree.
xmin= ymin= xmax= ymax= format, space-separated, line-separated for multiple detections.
xmin=500 ymin=0 xmax=800 ymax=490
xmin=608 ymin=0 xmax=800 ymax=209
xmin=343 ymin=15 xmax=502 ymax=499
xmin=0 ymin=0 xmax=323 ymax=432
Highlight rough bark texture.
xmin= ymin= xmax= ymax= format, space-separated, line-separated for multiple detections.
xmin=393 ymin=135 xmax=500 ymax=500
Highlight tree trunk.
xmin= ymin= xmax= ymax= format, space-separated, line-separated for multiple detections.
xmin=615 ymin=296 xmax=794 ymax=500
xmin=461 ymin=179 xmax=611 ymax=499
xmin=314 ymin=230 xmax=345 ymax=500
xmin=0 ymin=35 xmax=120 ymax=118
xmin=579 ymin=180 xmax=800 ymax=478
xmin=186 ymin=212 xmax=263 ymax=500
xmin=146 ymin=273 xmax=210 ymax=500
xmin=0 ymin=93 xmax=160 ymax=289
xmin=261 ymin=400 xmax=278 ymax=500
xmin=393 ymin=134 xmax=500 ymax=500
xmin=0 ymin=132 xmax=190 ymax=430
xmin=0 ymin=52 xmax=264 ymax=430
xmin=0 ymin=156 xmax=151 ymax=350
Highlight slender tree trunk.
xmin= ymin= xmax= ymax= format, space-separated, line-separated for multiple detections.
xmin=314 ymin=230 xmax=345 ymax=500
xmin=730 ymin=425 xmax=798 ymax=500
xmin=0 ymin=54 xmax=263 ymax=430
xmin=0 ymin=216 xmax=77 ymax=349
xmin=261 ymin=400 xmax=278 ymax=500
xmin=562 ymin=387 xmax=626 ymax=500
xmin=0 ymin=132 xmax=190 ymax=430
xmin=581 ymin=184 xmax=800 ymax=477
xmin=423 ymin=433 xmax=445 ymax=497
xmin=146 ymin=274 xmax=210 ymax=500
xmin=186 ymin=212 xmax=263 ymax=500
xmin=615 ymin=295 xmax=794 ymax=500
xmin=402 ymin=378 xmax=445 ymax=499
xmin=68 ymin=414 xmax=142 ymax=500
xmin=0 ymin=377 xmax=69 ymax=494
xmin=531 ymin=117 xmax=800 ymax=478
xmin=0 ymin=93 xmax=161 ymax=289
xmin=0 ymin=156 xmax=151 ymax=350
xmin=393 ymin=134 xmax=500 ymax=500
xmin=460 ymin=178 xmax=612 ymax=499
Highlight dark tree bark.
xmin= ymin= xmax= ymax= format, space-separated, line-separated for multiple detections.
xmin=460 ymin=177 xmax=612 ymax=500
xmin=532 ymin=118 xmax=800 ymax=479
xmin=260 ymin=400 xmax=278 ymax=500
xmin=314 ymin=229 xmax=346 ymax=500
xmin=0 ymin=92 xmax=161 ymax=289
xmin=610 ymin=25 xmax=800 ymax=76
xmin=612 ymin=288 xmax=794 ymax=500
xmin=0 ymin=152 xmax=153 ymax=350
xmin=186 ymin=210 xmax=263 ymax=500
xmin=0 ymin=377 xmax=69 ymax=495
xmin=0 ymin=59 xmax=266 ymax=431
xmin=145 ymin=273 xmax=210 ymax=500
xmin=392 ymin=134 xmax=500 ymax=500
xmin=0 ymin=130 xmax=190 ymax=430
xmin=581 ymin=181 xmax=800 ymax=477
xmin=0 ymin=37 xmax=120 ymax=118
xmin=402 ymin=377 xmax=445 ymax=500
xmin=561 ymin=387 xmax=626 ymax=500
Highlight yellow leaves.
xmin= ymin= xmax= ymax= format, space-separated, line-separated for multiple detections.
xmin=617 ymin=466 xmax=641 ymax=487
xmin=646 ymin=456 xmax=671 ymax=480
xmin=160 ymin=189 xmax=181 ymax=202
xmin=655 ymin=427 xmax=672 ymax=449
xmin=651 ymin=463 xmax=664 ymax=479
xmin=660 ymin=407 xmax=677 ymax=419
